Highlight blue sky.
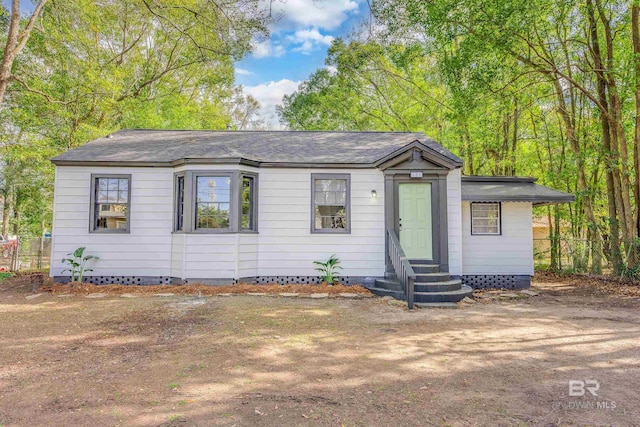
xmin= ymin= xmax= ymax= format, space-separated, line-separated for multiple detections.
xmin=238 ymin=0 xmax=367 ymax=128
xmin=5 ymin=0 xmax=367 ymax=128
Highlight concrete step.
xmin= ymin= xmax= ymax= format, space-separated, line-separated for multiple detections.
xmin=414 ymin=302 xmax=459 ymax=309
xmin=414 ymin=272 xmax=451 ymax=283
xmin=413 ymin=285 xmax=473 ymax=303
xmin=374 ymin=278 xmax=403 ymax=292
xmin=368 ymin=287 xmax=405 ymax=300
xmin=384 ymin=272 xmax=398 ymax=280
xmin=414 ymin=279 xmax=462 ymax=293
xmin=411 ymin=264 xmax=440 ymax=274
xmin=407 ymin=259 xmax=435 ymax=265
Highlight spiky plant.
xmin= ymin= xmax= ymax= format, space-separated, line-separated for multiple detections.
xmin=61 ymin=247 xmax=99 ymax=282
xmin=313 ymin=254 xmax=342 ymax=285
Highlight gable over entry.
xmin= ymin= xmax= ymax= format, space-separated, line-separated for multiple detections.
xmin=378 ymin=143 xmax=463 ymax=274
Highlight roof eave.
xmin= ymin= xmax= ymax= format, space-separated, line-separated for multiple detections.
xmin=51 ymin=158 xmax=381 ymax=169
xmin=462 ymin=195 xmax=576 ymax=204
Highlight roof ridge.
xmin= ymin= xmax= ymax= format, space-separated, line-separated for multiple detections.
xmin=115 ymin=128 xmax=422 ymax=134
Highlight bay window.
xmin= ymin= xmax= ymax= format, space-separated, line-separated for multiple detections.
xmin=174 ymin=171 xmax=258 ymax=233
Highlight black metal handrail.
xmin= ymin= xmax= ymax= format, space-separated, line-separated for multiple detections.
xmin=387 ymin=229 xmax=416 ymax=309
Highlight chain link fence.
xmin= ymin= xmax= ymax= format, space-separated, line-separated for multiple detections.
xmin=534 ymin=237 xmax=605 ymax=272
xmin=0 ymin=236 xmax=51 ymax=272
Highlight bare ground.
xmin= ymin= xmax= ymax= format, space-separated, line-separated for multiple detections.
xmin=0 ymin=276 xmax=638 ymax=426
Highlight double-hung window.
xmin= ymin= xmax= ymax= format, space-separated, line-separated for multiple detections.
xmin=311 ymin=174 xmax=350 ymax=233
xmin=471 ymin=202 xmax=501 ymax=235
xmin=195 ymin=175 xmax=231 ymax=230
xmin=174 ymin=171 xmax=258 ymax=233
xmin=90 ymin=175 xmax=131 ymax=233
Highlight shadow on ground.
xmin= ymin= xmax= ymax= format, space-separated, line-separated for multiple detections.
xmin=0 ymin=281 xmax=638 ymax=426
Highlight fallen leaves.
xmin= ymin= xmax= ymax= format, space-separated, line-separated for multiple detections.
xmin=41 ymin=282 xmax=372 ymax=297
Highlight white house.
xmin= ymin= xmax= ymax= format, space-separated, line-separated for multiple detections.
xmin=49 ymin=130 xmax=573 ymax=306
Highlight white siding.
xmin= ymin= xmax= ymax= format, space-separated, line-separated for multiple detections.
xmin=171 ymin=233 xmax=185 ymax=279
xmin=184 ymin=233 xmax=237 ymax=279
xmin=461 ymin=201 xmax=534 ymax=275
xmin=446 ymin=168 xmax=463 ymax=276
xmin=51 ymin=165 xmax=468 ymax=281
xmin=50 ymin=166 xmax=174 ymax=277
xmin=257 ymin=168 xmax=385 ymax=277
xmin=238 ymin=234 xmax=258 ymax=278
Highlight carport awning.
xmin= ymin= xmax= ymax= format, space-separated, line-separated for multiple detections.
xmin=461 ymin=176 xmax=575 ymax=205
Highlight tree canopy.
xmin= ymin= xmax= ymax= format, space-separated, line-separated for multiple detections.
xmin=1 ymin=0 xmax=269 ymax=237
xmin=279 ymin=0 xmax=640 ymax=275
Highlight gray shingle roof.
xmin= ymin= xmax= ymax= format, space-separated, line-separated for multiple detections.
xmin=51 ymin=129 xmax=463 ymax=166
xmin=461 ymin=176 xmax=574 ymax=205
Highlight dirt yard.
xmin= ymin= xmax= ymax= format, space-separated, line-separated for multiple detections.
xmin=0 ymin=276 xmax=638 ymax=426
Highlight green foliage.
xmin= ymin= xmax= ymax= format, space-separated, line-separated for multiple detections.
xmin=1 ymin=0 xmax=270 ymax=238
xmin=61 ymin=247 xmax=99 ymax=282
xmin=313 ymin=254 xmax=343 ymax=285
xmin=278 ymin=0 xmax=640 ymax=275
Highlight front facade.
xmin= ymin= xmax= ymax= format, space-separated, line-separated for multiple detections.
xmin=50 ymin=130 xmax=573 ymax=297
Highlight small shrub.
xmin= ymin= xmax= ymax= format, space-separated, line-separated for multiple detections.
xmin=61 ymin=247 xmax=99 ymax=282
xmin=621 ymin=264 xmax=640 ymax=280
xmin=313 ymin=254 xmax=342 ymax=285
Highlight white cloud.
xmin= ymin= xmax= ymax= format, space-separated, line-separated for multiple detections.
xmin=252 ymin=39 xmax=286 ymax=58
xmin=235 ymin=68 xmax=254 ymax=76
xmin=244 ymin=79 xmax=301 ymax=129
xmin=265 ymin=0 xmax=360 ymax=32
xmin=325 ymin=65 xmax=338 ymax=75
xmin=290 ymin=28 xmax=334 ymax=54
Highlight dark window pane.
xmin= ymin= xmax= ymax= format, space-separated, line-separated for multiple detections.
xmin=176 ymin=176 xmax=184 ymax=231
xmin=242 ymin=176 xmax=254 ymax=230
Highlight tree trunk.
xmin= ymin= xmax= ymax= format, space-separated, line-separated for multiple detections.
xmin=0 ymin=0 xmax=50 ymax=106
xmin=632 ymin=0 xmax=640 ymax=241
xmin=595 ymin=0 xmax=637 ymax=267
xmin=551 ymin=77 xmax=602 ymax=271
xmin=1 ymin=187 xmax=10 ymax=237
xmin=587 ymin=0 xmax=623 ymax=273
xmin=0 ymin=0 xmax=22 ymax=105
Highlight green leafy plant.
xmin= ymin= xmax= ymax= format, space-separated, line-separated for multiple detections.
xmin=314 ymin=254 xmax=342 ymax=285
xmin=61 ymin=247 xmax=99 ymax=282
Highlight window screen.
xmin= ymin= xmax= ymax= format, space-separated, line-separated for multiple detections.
xmin=471 ymin=203 xmax=501 ymax=235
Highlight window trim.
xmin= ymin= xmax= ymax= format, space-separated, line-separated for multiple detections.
xmin=173 ymin=172 xmax=186 ymax=232
xmin=173 ymin=170 xmax=258 ymax=234
xmin=239 ymin=172 xmax=259 ymax=233
xmin=310 ymin=173 xmax=351 ymax=234
xmin=470 ymin=202 xmax=502 ymax=236
xmin=89 ymin=173 xmax=132 ymax=234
